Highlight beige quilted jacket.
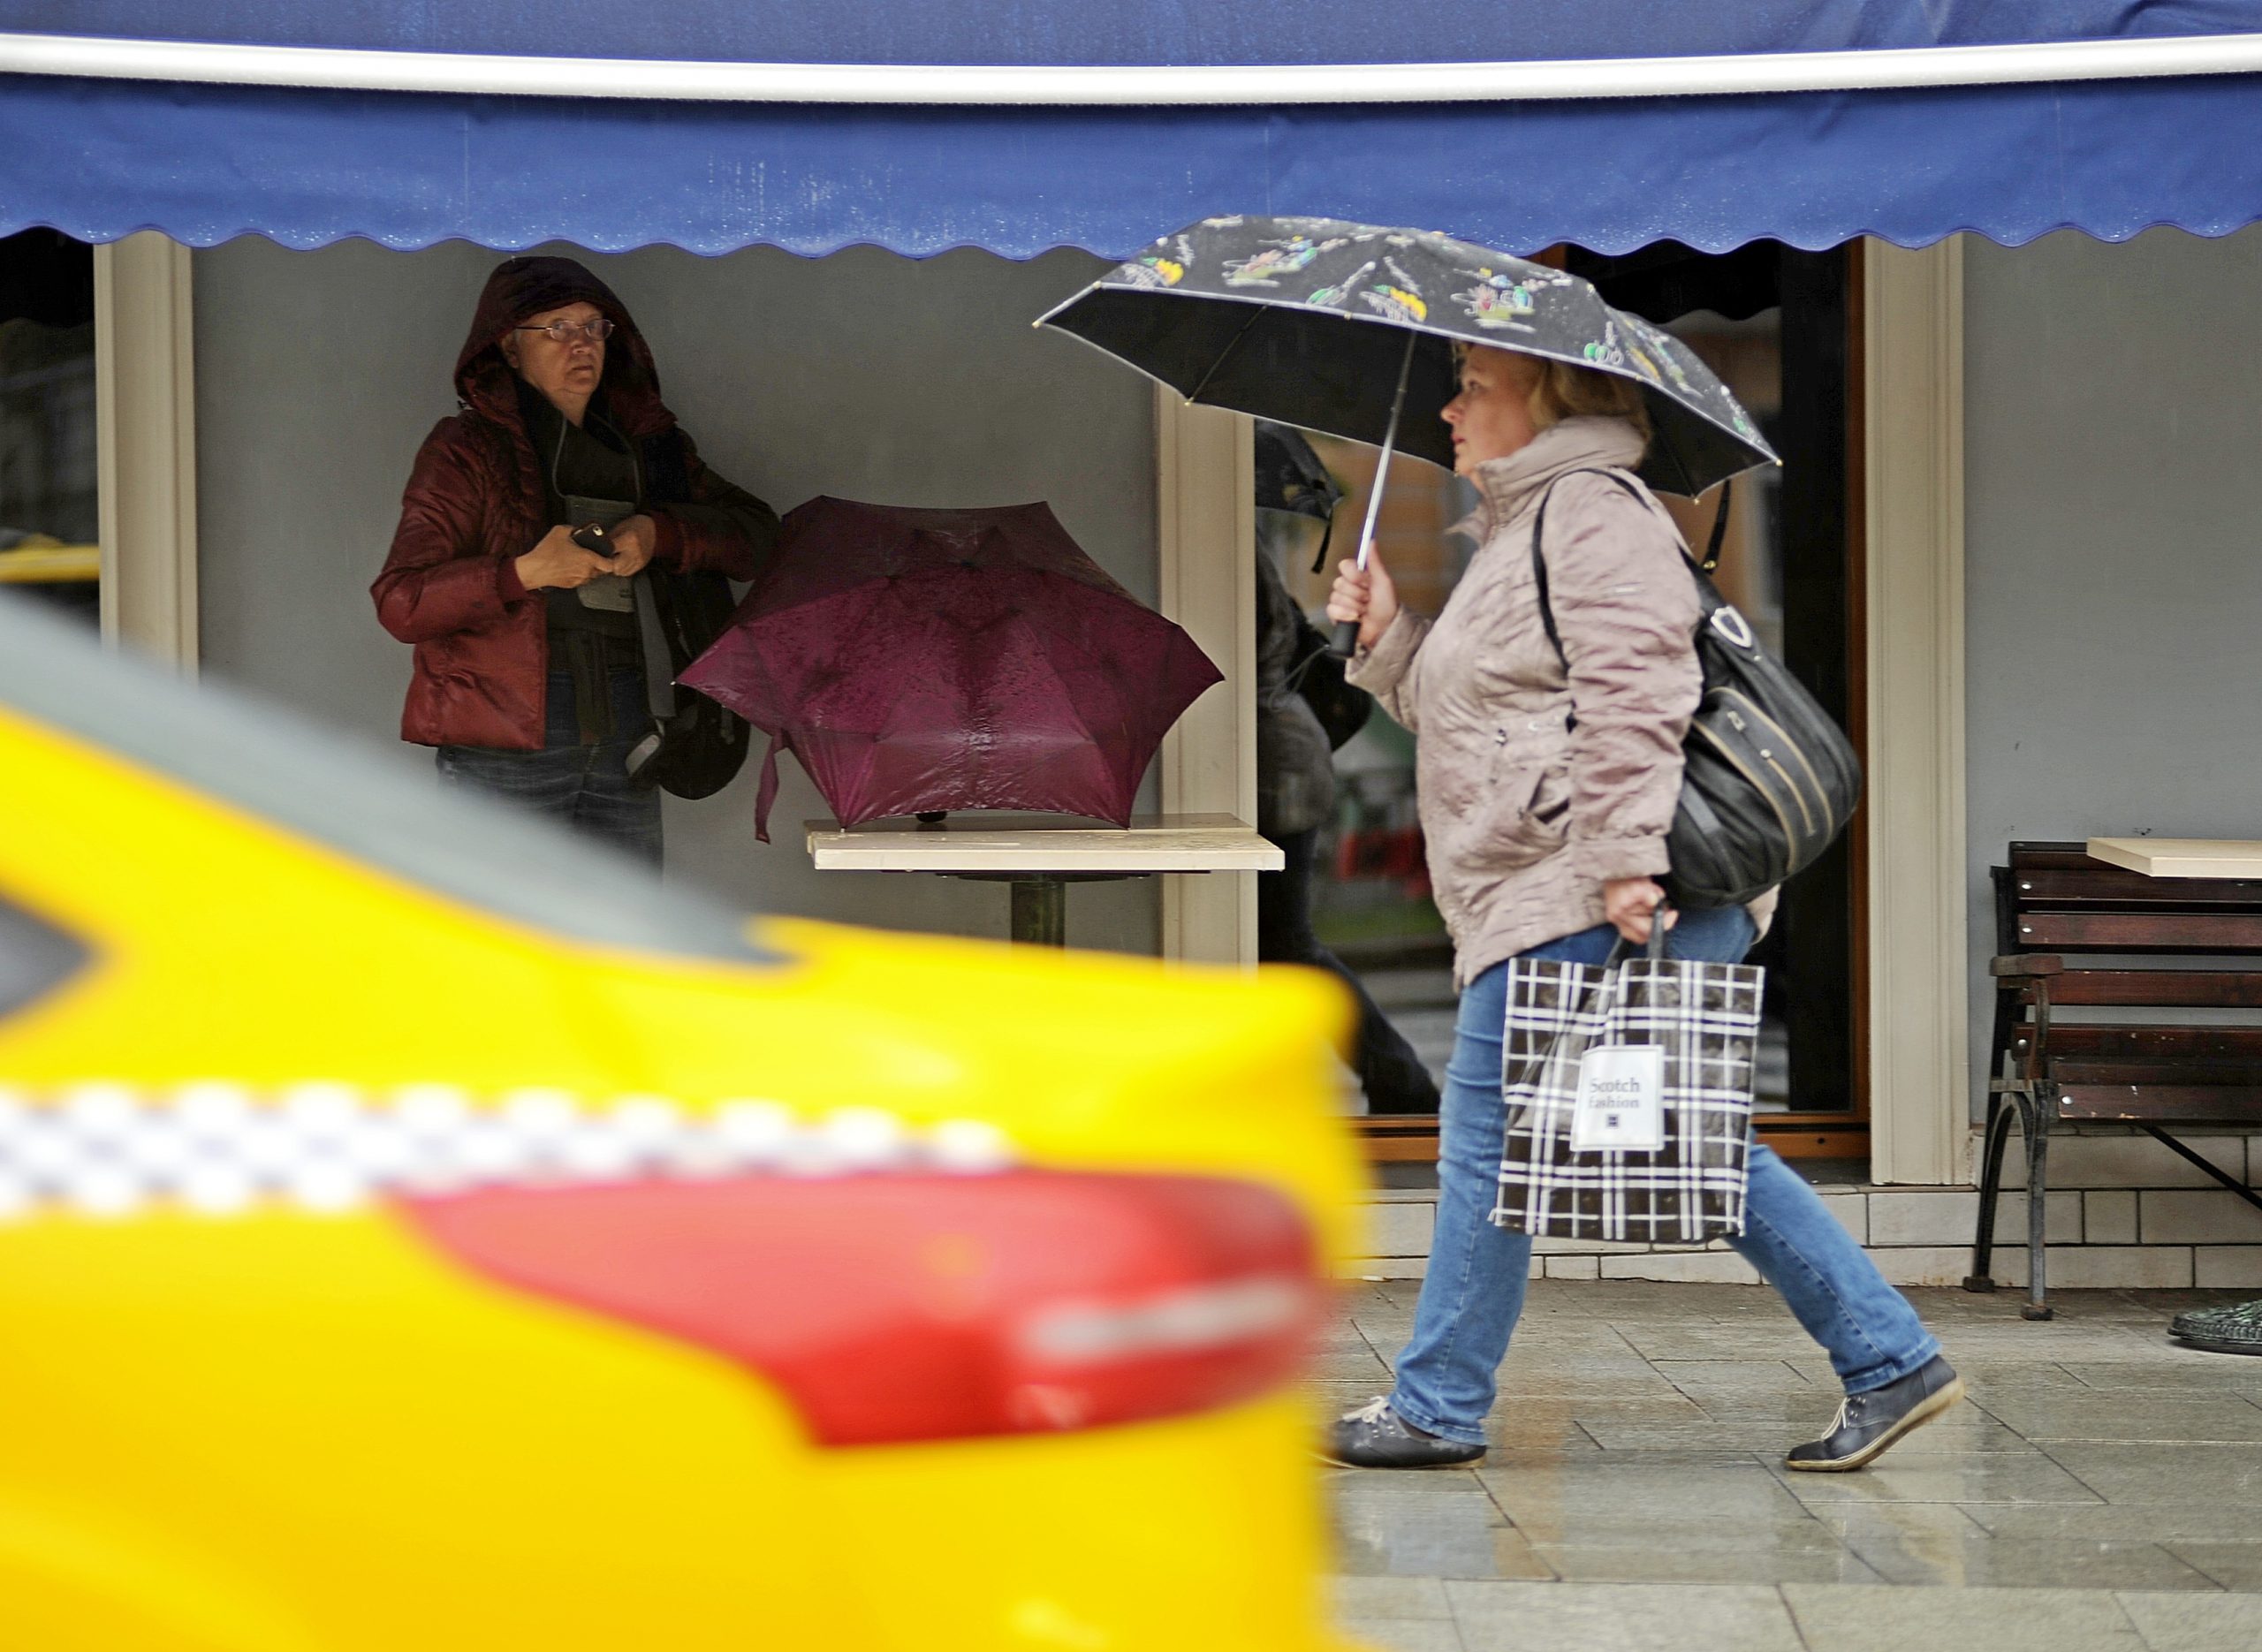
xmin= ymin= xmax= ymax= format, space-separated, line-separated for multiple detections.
xmin=1348 ymin=416 xmax=1775 ymax=987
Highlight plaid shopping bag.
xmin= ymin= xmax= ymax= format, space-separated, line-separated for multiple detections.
xmin=1491 ymin=934 xmax=1765 ymax=1244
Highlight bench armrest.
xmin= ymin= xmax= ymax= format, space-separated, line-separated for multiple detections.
xmin=1991 ymin=953 xmax=2064 ymax=979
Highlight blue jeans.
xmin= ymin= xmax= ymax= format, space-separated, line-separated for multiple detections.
xmin=436 ymin=668 xmax=663 ymax=867
xmin=1390 ymin=907 xmax=1941 ymax=1447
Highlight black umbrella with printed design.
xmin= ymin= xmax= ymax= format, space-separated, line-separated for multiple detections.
xmin=1038 ymin=214 xmax=1776 ymax=499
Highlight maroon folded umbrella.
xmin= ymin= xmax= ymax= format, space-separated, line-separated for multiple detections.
xmin=680 ymin=497 xmax=1223 ymax=840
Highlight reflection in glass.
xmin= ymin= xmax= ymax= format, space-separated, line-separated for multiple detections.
xmin=0 ymin=230 xmax=97 ymax=626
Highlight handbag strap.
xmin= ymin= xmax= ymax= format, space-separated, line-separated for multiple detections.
xmin=630 ymin=570 xmax=676 ymax=722
xmin=1603 ymin=904 xmax=1675 ymax=966
xmin=1530 ymin=471 xmax=1732 ymax=671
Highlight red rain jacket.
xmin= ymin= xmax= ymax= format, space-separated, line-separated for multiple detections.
xmin=372 ymin=256 xmax=777 ymax=750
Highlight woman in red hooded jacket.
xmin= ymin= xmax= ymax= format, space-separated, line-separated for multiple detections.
xmin=372 ymin=256 xmax=777 ymax=864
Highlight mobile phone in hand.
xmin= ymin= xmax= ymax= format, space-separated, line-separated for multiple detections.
xmin=570 ymin=522 xmax=615 ymax=557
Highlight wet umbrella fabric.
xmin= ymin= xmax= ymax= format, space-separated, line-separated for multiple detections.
xmin=679 ymin=497 xmax=1222 ymax=841
xmin=1040 ymin=215 xmax=1777 ymax=498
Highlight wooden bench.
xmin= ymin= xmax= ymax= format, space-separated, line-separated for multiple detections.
xmin=1968 ymin=840 xmax=2262 ymax=1319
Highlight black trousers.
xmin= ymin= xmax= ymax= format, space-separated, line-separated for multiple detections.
xmin=1258 ymin=828 xmax=1441 ymax=1116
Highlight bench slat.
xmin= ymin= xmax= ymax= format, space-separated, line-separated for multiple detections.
xmin=2014 ymin=912 xmax=2262 ymax=951
xmin=2058 ymin=1085 xmax=2262 ymax=1122
xmin=2053 ymin=1057 xmax=2262 ymax=1086
xmin=2021 ymin=1024 xmax=2262 ymax=1057
xmin=2010 ymin=868 xmax=2262 ymax=906
xmin=2022 ymin=972 xmax=2262 ymax=1008
xmin=2007 ymin=842 xmax=2099 ymax=870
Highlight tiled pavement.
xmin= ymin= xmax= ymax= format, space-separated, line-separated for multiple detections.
xmin=1323 ymin=1280 xmax=2262 ymax=1651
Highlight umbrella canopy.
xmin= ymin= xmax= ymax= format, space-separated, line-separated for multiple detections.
xmin=680 ymin=497 xmax=1221 ymax=840
xmin=1040 ymin=216 xmax=1777 ymax=496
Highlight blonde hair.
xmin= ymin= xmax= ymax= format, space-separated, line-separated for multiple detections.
xmin=1457 ymin=342 xmax=1652 ymax=445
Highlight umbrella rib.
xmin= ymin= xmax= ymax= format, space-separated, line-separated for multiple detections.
xmin=1181 ymin=306 xmax=1271 ymax=406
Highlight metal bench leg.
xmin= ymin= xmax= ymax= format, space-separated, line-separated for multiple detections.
xmin=1964 ymin=1090 xmax=2016 ymax=1292
xmin=2020 ymin=1087 xmax=2054 ymax=1322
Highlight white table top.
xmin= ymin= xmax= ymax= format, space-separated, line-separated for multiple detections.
xmin=2087 ymin=837 xmax=2262 ymax=879
xmin=806 ymin=812 xmax=1282 ymax=874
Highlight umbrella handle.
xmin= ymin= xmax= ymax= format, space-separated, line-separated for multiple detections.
xmin=1328 ymin=331 xmax=1419 ymax=660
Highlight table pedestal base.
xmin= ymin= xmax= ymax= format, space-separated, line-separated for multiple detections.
xmin=1010 ymin=877 xmax=1066 ymax=947
xmin=946 ymin=872 xmax=1140 ymax=947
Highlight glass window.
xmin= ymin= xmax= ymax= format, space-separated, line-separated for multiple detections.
xmin=0 ymin=230 xmax=96 ymax=627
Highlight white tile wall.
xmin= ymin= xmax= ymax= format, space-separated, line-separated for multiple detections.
xmin=1598 ymin=1251 xmax=1762 ymax=1284
xmin=2043 ymin=1246 xmax=2197 ymax=1289
xmin=1818 ymin=1193 xmax=1867 ymax=1244
xmin=2196 ymin=1246 xmax=2262 ymax=1287
xmin=1988 ymin=1190 xmax=2086 ymax=1246
xmin=1363 ymin=1201 xmax=1435 ymax=1257
xmin=2043 ymin=1132 xmax=2248 ymax=1190
xmin=1865 ymin=1189 xmax=1981 ymax=1247
xmin=2083 ymin=1188 xmax=2138 ymax=1246
xmin=1868 ymin=1246 xmax=1990 ymax=1288
xmin=1347 ymin=1126 xmax=2262 ymax=1297
xmin=2139 ymin=1189 xmax=2262 ymax=1245
xmin=1866 ymin=1188 xmax=2078 ymax=1247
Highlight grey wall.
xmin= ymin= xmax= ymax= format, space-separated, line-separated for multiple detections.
xmin=1963 ymin=224 xmax=2262 ymax=1095
xmin=194 ymin=239 xmax=1164 ymax=952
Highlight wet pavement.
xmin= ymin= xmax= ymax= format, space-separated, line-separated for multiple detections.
xmin=1324 ymin=1280 xmax=2262 ymax=1651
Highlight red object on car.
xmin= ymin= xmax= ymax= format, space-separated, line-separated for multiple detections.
xmin=403 ymin=1169 xmax=1323 ymax=1447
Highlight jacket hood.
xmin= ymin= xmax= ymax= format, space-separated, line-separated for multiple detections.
xmin=453 ymin=256 xmax=675 ymax=440
xmin=1460 ymin=416 xmax=1649 ymax=542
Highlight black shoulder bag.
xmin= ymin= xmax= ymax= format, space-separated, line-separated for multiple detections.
xmin=626 ymin=565 xmax=750 ymax=799
xmin=1529 ymin=469 xmax=1862 ymax=909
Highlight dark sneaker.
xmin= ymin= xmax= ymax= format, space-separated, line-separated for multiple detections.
xmin=2171 ymin=1298 xmax=2262 ymax=1355
xmin=1785 ymin=1355 xmax=1963 ymax=1473
xmin=1321 ymin=1397 xmax=1486 ymax=1469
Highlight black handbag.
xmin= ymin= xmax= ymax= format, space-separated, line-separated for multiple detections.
xmin=625 ymin=563 xmax=750 ymax=799
xmin=1529 ymin=469 xmax=1862 ymax=909
xmin=1287 ymin=608 xmax=1373 ymax=751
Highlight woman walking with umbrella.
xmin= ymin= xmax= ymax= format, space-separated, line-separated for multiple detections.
xmin=1046 ymin=216 xmax=1958 ymax=1470
xmin=1320 ymin=342 xmax=1955 ymax=1471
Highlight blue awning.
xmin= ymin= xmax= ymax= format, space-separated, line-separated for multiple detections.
xmin=4 ymin=3 xmax=2262 ymax=257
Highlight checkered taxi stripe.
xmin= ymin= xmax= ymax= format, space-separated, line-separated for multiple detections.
xmin=0 ymin=1083 xmax=1017 ymax=1221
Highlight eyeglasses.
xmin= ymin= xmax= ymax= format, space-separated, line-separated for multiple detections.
xmin=514 ymin=318 xmax=614 ymax=344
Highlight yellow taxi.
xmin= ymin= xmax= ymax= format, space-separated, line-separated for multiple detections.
xmin=0 ymin=596 xmax=1370 ymax=1652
